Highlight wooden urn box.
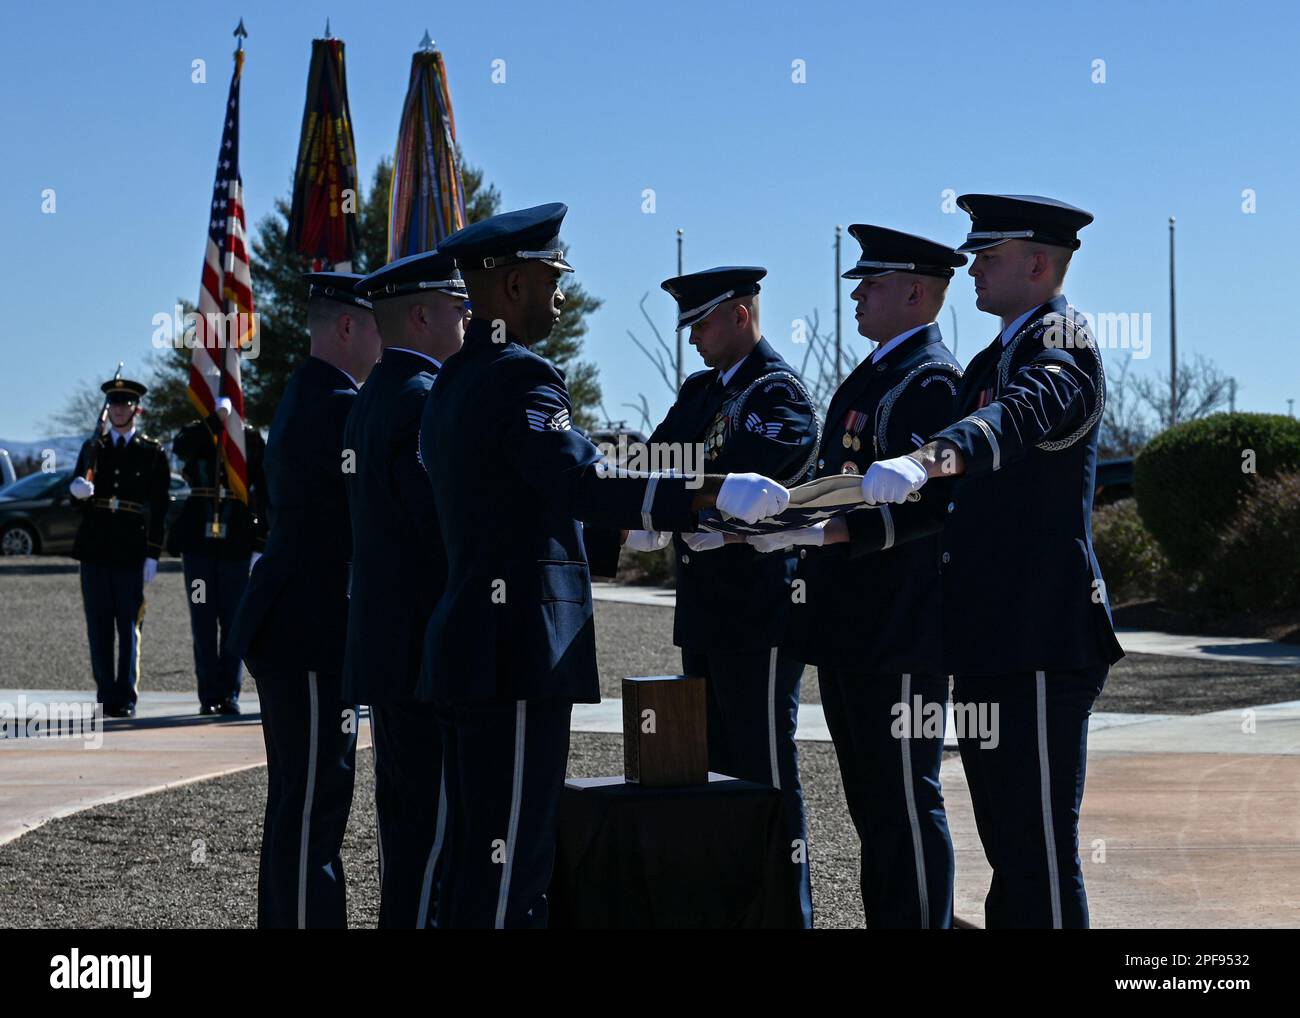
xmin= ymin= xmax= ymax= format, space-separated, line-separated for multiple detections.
xmin=622 ymin=675 xmax=708 ymax=787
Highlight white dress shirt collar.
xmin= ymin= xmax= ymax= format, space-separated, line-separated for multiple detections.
xmin=870 ymin=322 xmax=933 ymax=364
xmin=386 ymin=347 xmax=443 ymax=370
xmin=999 ymin=307 xmax=1038 ymax=347
xmin=110 ymin=426 xmax=136 ymax=448
xmin=718 ymin=353 xmax=749 ymax=387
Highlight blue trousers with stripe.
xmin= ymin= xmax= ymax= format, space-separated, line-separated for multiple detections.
xmin=953 ymin=666 xmax=1108 ymax=929
xmin=434 ymin=697 xmax=572 ymax=929
xmin=78 ymin=561 xmax=145 ymax=710
xmin=369 ymin=701 xmax=445 ymax=929
xmin=683 ymin=646 xmax=812 ymax=929
xmin=181 ymin=553 xmax=249 ymax=708
xmin=255 ymin=670 xmax=358 ymax=929
xmin=818 ymin=667 xmax=954 ymax=929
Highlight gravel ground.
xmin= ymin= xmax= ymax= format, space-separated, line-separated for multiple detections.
xmin=4 ymin=557 xmax=1296 ymax=714
xmin=0 ymin=734 xmax=867 ymax=929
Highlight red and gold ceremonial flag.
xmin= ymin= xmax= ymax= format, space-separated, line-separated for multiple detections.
xmin=287 ymin=35 xmax=360 ymax=270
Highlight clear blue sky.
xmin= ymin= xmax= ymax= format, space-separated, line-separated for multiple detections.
xmin=3 ymin=0 xmax=1298 ymax=439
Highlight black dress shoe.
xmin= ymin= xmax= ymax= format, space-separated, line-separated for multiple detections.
xmin=199 ymin=704 xmax=221 ymax=716
xmin=216 ymin=699 xmax=241 ymax=716
xmin=104 ymin=704 xmax=137 ymax=719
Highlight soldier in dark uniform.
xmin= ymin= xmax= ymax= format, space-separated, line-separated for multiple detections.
xmin=747 ymin=226 xmax=966 ymax=928
xmin=854 ymin=196 xmax=1125 ymax=928
xmin=624 ymin=266 xmax=820 ymax=927
xmin=345 ymin=249 xmax=468 ymax=928
xmin=228 ymin=271 xmax=382 ymax=928
xmin=418 ymin=203 xmax=792 ymax=928
xmin=68 ymin=378 xmax=171 ymax=718
xmin=169 ymin=396 xmax=268 ymax=715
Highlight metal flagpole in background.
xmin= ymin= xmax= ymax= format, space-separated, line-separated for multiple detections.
xmin=949 ymin=305 xmax=959 ymax=359
xmin=675 ymin=228 xmax=684 ymax=390
xmin=834 ymin=225 xmax=842 ymax=386
xmin=1169 ymin=216 xmax=1178 ymax=427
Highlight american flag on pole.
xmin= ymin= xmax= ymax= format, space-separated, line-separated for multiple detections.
xmin=188 ymin=31 xmax=254 ymax=503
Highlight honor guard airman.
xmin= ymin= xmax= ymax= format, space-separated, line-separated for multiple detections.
xmin=418 ymin=203 xmax=791 ymax=928
xmin=228 ymin=271 xmax=382 ymax=928
xmin=345 ymin=249 xmax=468 ymax=928
xmin=750 ymin=227 xmax=966 ymax=928
xmin=68 ymin=378 xmax=170 ymax=718
xmin=856 ymin=196 xmax=1125 ymax=928
xmin=626 ymin=265 xmax=820 ymax=927
xmin=169 ymin=396 xmax=267 ymax=715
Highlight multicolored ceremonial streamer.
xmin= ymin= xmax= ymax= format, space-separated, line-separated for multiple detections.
xmin=388 ymin=34 xmax=466 ymax=260
xmin=187 ymin=23 xmax=253 ymax=504
xmin=287 ymin=32 xmax=360 ymax=270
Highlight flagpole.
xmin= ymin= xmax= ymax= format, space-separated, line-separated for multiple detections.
xmin=676 ymin=228 xmax=684 ymax=390
xmin=834 ymin=225 xmax=842 ymax=387
xmin=1169 ymin=216 xmax=1177 ymax=428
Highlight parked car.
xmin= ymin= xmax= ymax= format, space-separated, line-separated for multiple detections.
xmin=1094 ymin=457 xmax=1135 ymax=506
xmin=0 ymin=469 xmax=190 ymax=556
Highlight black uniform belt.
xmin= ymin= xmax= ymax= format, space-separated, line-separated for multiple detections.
xmin=89 ymin=497 xmax=144 ymax=514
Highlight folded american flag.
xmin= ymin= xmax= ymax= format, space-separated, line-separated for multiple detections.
xmin=696 ymin=474 xmax=897 ymax=536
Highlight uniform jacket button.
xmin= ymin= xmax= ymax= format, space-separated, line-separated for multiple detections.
xmin=681 ymin=554 xmax=690 ymax=565
xmin=799 ymin=548 xmax=807 ymax=559
xmin=947 ymin=501 xmax=955 ymax=513
xmin=816 ymin=459 xmax=824 ymax=470
xmin=941 ymin=551 xmax=951 ymax=564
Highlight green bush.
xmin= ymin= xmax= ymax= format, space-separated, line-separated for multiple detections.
xmin=1202 ymin=472 xmax=1300 ymax=614
xmin=1092 ymin=498 xmax=1166 ymax=604
xmin=1134 ymin=413 xmax=1300 ymax=571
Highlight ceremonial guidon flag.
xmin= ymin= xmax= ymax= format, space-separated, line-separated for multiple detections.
xmin=287 ymin=32 xmax=360 ymax=270
xmin=695 ymin=474 xmax=914 ymax=536
xmin=188 ymin=32 xmax=254 ymax=503
xmin=388 ymin=33 xmax=467 ymax=260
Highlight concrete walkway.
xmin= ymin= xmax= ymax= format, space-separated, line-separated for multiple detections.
xmin=0 ymin=689 xmax=369 ymax=847
xmin=593 ymin=583 xmax=1300 ymax=667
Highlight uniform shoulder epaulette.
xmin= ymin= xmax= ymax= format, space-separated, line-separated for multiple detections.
xmin=135 ymin=432 xmax=161 ymax=448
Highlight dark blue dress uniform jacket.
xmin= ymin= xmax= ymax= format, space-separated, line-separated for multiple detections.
xmin=648 ymin=337 xmax=820 ymax=652
xmin=72 ymin=432 xmax=171 ymax=567
xmin=417 ymin=319 xmax=699 ymax=706
xmin=229 ymin=356 xmax=357 ymax=678
xmin=787 ymin=324 xmax=961 ymax=674
xmin=847 ymin=297 xmax=1125 ymax=675
xmin=167 ymin=414 xmax=268 ymax=559
xmin=342 ymin=349 xmax=444 ymax=705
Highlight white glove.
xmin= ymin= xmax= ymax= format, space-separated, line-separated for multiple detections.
xmin=216 ymin=396 xmax=233 ymax=419
xmin=624 ymin=530 xmax=670 ymax=553
xmin=249 ymin=551 xmax=262 ymax=571
xmin=747 ymin=522 xmax=827 ymax=554
xmin=716 ymin=472 xmax=790 ymax=524
xmin=70 ymin=476 xmax=94 ymax=500
xmin=143 ymin=558 xmax=158 ymax=584
xmin=682 ymin=530 xmax=726 ymax=552
xmin=862 ymin=456 xmax=928 ymax=504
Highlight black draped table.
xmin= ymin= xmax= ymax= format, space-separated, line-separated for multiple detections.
xmin=548 ymin=774 xmax=804 ymax=929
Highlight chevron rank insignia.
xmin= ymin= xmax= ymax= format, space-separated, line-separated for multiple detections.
xmin=744 ymin=412 xmax=782 ymax=439
xmin=526 ymin=407 xmax=571 ymax=432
